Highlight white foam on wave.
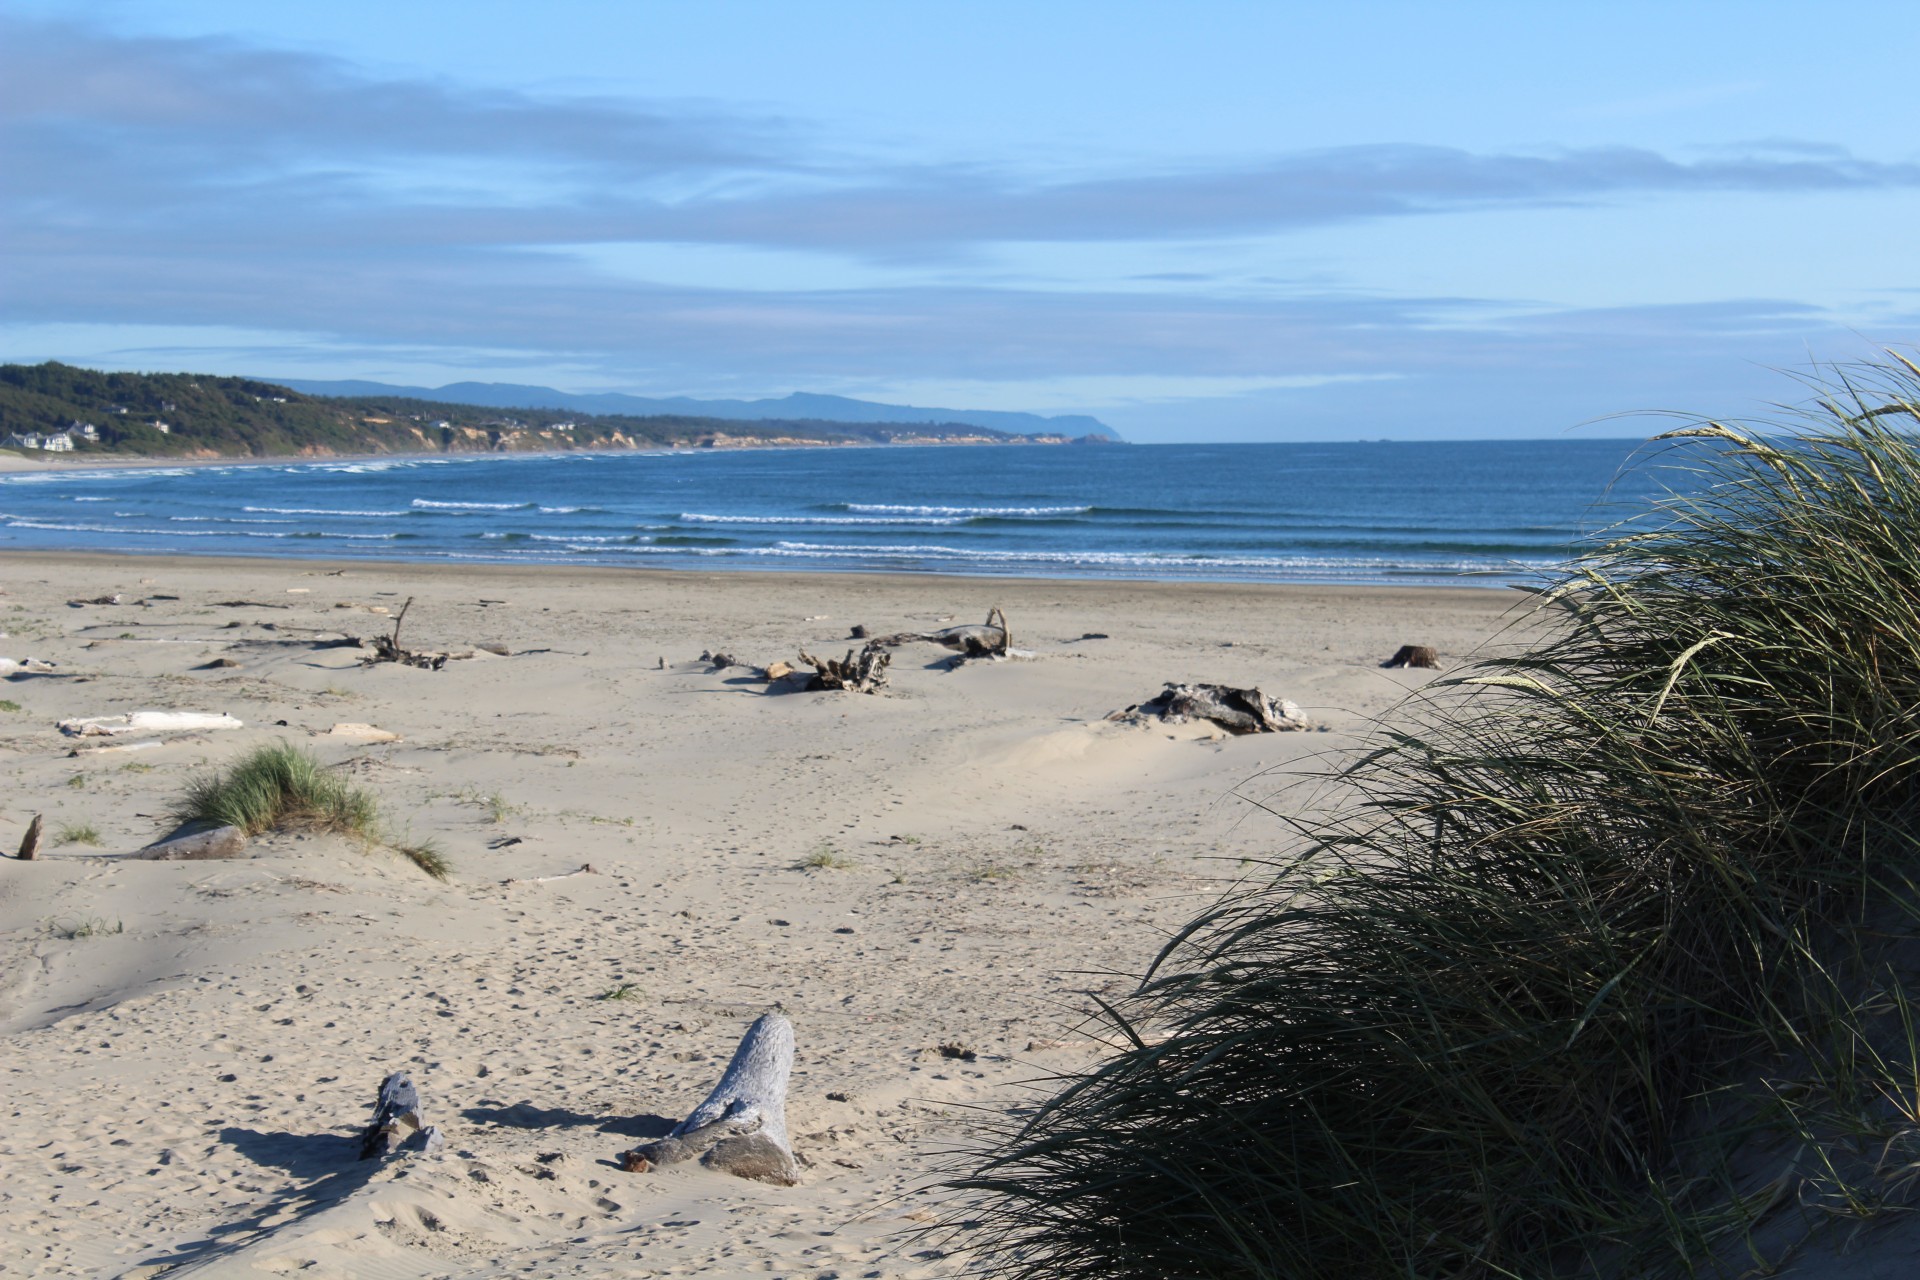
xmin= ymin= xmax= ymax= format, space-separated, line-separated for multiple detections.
xmin=246 ymin=506 xmax=409 ymax=517
xmin=412 ymin=499 xmax=531 ymax=510
xmin=170 ymin=515 xmax=297 ymax=525
xmin=845 ymin=503 xmax=1092 ymax=517
xmin=5 ymin=518 xmax=397 ymax=540
xmin=679 ymin=512 xmax=963 ymax=526
xmin=751 ymin=540 xmax=1550 ymax=573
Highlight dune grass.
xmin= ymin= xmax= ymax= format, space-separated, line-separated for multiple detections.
xmin=952 ymin=356 xmax=1920 ymax=1278
xmin=173 ymin=741 xmax=377 ymax=837
xmin=173 ymin=741 xmax=451 ymax=879
xmin=54 ymin=822 xmax=101 ymax=847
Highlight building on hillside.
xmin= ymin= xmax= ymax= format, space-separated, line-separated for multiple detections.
xmin=67 ymin=420 xmax=99 ymax=442
xmin=149 ymin=420 xmax=172 ymax=434
xmin=5 ymin=430 xmax=75 ymax=451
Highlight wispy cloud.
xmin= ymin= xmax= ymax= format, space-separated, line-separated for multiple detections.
xmin=1 ymin=18 xmax=1908 ymax=438
xmin=8 ymin=17 xmax=1919 ymax=267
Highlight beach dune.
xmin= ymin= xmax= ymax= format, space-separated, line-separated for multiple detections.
xmin=0 ymin=553 xmax=1513 ymax=1277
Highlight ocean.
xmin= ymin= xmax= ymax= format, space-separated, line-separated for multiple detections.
xmin=0 ymin=439 xmax=1687 ymax=587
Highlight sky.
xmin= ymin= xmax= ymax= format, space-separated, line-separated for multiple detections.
xmin=4 ymin=2 xmax=1919 ymax=442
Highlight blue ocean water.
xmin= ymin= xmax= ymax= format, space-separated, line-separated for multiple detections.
xmin=0 ymin=439 xmax=1686 ymax=586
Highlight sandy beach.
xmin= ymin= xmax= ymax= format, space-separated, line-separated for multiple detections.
xmin=0 ymin=553 xmax=1516 ymax=1278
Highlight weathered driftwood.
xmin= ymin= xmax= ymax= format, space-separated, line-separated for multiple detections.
xmin=621 ymin=1011 xmax=800 ymax=1185
xmin=359 ymin=1071 xmax=441 ymax=1159
xmin=797 ymin=644 xmax=890 ymax=694
xmin=67 ymin=594 xmax=122 ymax=607
xmin=132 ymin=822 xmax=249 ymax=861
xmin=502 ymin=863 xmax=598 ymax=886
xmin=320 ymin=722 xmax=402 ymax=743
xmin=17 ymin=815 xmax=42 ymax=861
xmin=1110 ymin=683 xmax=1312 ymax=734
xmin=69 ymin=740 xmax=164 ymax=758
xmin=59 ymin=711 xmax=244 ymax=737
xmin=361 ymin=597 xmax=457 ymax=670
xmin=1380 ymin=644 xmax=1439 ymax=669
xmin=870 ymin=605 xmax=1012 ymax=658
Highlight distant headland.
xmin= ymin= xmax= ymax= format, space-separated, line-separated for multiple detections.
xmin=0 ymin=363 xmax=1122 ymax=461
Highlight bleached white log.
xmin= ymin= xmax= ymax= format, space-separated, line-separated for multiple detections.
xmin=68 ymin=740 xmax=164 ymax=758
xmin=59 ymin=710 xmax=243 ymax=737
xmin=502 ymin=863 xmax=598 ymax=886
xmin=621 ymin=1011 xmax=800 ymax=1185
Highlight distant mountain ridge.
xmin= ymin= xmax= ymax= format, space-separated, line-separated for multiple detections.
xmin=274 ymin=379 xmax=1122 ymax=441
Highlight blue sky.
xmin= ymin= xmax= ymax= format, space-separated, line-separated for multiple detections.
xmin=4 ymin=2 xmax=1918 ymax=441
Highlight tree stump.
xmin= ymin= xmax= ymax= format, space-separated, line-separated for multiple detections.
xmin=797 ymin=645 xmax=889 ymax=694
xmin=620 ymin=1011 xmax=800 ymax=1185
xmin=360 ymin=1071 xmax=434 ymax=1159
xmin=1380 ymin=645 xmax=1439 ymax=669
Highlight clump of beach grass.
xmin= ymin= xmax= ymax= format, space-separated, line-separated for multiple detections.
xmin=391 ymin=834 xmax=451 ymax=881
xmin=173 ymin=741 xmax=451 ymax=880
xmin=54 ymin=822 xmax=100 ymax=847
xmin=799 ymin=844 xmax=854 ymax=870
xmin=173 ymin=741 xmax=377 ymax=837
xmin=951 ymin=355 xmax=1920 ymax=1278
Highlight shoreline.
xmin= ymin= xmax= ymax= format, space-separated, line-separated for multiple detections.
xmin=0 ymin=546 xmax=1521 ymax=600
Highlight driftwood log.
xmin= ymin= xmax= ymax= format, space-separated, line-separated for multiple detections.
xmin=59 ymin=711 xmax=243 ymax=737
xmin=1380 ymin=645 xmax=1439 ymax=669
xmin=869 ymin=605 xmax=1012 ymax=659
xmin=131 ymin=822 xmax=250 ymax=861
xmin=621 ymin=1011 xmax=800 ymax=1185
xmin=16 ymin=814 xmax=42 ymax=861
xmin=359 ymin=1071 xmax=443 ymax=1159
xmin=797 ymin=645 xmax=890 ymax=693
xmin=1110 ymin=682 xmax=1312 ymax=734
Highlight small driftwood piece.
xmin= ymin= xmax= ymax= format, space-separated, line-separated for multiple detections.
xmin=870 ymin=605 xmax=1012 ymax=659
xmin=69 ymin=740 xmax=164 ymax=758
xmin=1380 ymin=644 xmax=1439 ymax=669
xmin=363 ymin=598 xmax=452 ymax=670
xmin=621 ymin=1011 xmax=800 ymax=1185
xmin=502 ymin=863 xmax=597 ymax=886
xmin=1110 ymin=683 xmax=1311 ymax=734
xmin=359 ymin=1071 xmax=442 ymax=1159
xmin=16 ymin=815 xmax=42 ymax=861
xmin=68 ymin=594 xmax=123 ymax=607
xmin=131 ymin=822 xmax=249 ymax=861
xmin=797 ymin=644 xmax=889 ymax=693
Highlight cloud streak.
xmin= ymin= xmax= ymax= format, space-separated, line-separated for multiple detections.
xmin=2 ymin=18 xmax=1911 ymax=439
xmin=8 ymin=17 xmax=1920 ymax=264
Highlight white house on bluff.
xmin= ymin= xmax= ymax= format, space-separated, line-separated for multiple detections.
xmin=4 ymin=430 xmax=76 ymax=452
